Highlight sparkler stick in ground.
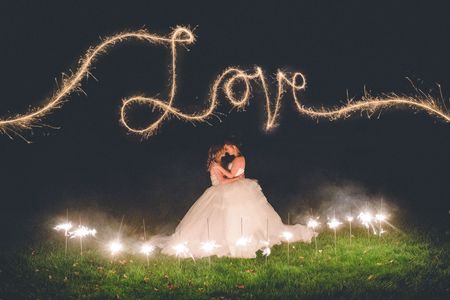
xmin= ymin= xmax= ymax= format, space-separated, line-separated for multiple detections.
xmin=281 ymin=231 xmax=293 ymax=264
xmin=68 ymin=220 xmax=97 ymax=256
xmin=358 ymin=211 xmax=374 ymax=239
xmin=327 ymin=217 xmax=342 ymax=256
xmin=235 ymin=217 xmax=252 ymax=257
xmin=375 ymin=199 xmax=387 ymax=238
xmin=108 ymin=215 xmax=125 ymax=261
xmin=346 ymin=215 xmax=354 ymax=244
xmin=264 ymin=217 xmax=270 ymax=264
xmin=200 ymin=218 xmax=221 ymax=267
xmin=141 ymin=219 xmax=154 ymax=266
xmin=53 ymin=208 xmax=72 ymax=255
xmin=307 ymin=217 xmax=320 ymax=254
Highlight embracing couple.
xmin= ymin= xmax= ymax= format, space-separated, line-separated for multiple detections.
xmin=161 ymin=139 xmax=316 ymax=258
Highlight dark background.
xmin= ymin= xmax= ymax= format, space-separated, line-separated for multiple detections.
xmin=0 ymin=1 xmax=449 ymax=243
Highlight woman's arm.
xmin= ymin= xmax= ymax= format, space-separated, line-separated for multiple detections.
xmin=217 ymin=176 xmax=242 ymax=184
xmin=229 ymin=156 xmax=245 ymax=176
xmin=211 ymin=163 xmax=235 ymax=178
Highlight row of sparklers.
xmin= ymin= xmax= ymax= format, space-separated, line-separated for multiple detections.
xmin=54 ymin=210 xmax=389 ymax=263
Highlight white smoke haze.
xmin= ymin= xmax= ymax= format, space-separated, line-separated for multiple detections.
xmin=288 ymin=180 xmax=399 ymax=226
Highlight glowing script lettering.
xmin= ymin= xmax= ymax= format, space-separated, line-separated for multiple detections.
xmin=0 ymin=26 xmax=448 ymax=141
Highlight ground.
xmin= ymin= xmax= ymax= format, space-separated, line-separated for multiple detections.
xmin=1 ymin=223 xmax=449 ymax=299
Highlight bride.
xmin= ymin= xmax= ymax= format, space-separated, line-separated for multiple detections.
xmin=160 ymin=141 xmax=316 ymax=258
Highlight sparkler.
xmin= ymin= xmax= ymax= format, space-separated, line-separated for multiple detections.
xmin=264 ymin=217 xmax=270 ymax=264
xmin=307 ymin=217 xmax=320 ymax=253
xmin=281 ymin=231 xmax=293 ymax=264
xmin=141 ymin=219 xmax=154 ymax=266
xmin=54 ymin=221 xmax=72 ymax=255
xmin=346 ymin=215 xmax=354 ymax=244
xmin=1 ymin=26 xmax=449 ymax=141
xmin=236 ymin=217 xmax=252 ymax=257
xmin=54 ymin=209 xmax=72 ymax=255
xmin=327 ymin=218 xmax=342 ymax=255
xmin=201 ymin=218 xmax=221 ymax=267
xmin=376 ymin=199 xmax=387 ymax=237
xmin=108 ymin=215 xmax=125 ymax=260
xmin=69 ymin=225 xmax=97 ymax=255
xmin=108 ymin=240 xmax=124 ymax=256
xmin=358 ymin=211 xmax=374 ymax=238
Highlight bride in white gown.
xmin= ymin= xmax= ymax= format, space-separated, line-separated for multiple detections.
xmin=160 ymin=142 xmax=316 ymax=258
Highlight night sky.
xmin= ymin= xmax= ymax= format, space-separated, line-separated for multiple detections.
xmin=0 ymin=1 xmax=449 ymax=241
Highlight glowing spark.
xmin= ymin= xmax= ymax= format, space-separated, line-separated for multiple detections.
xmin=375 ymin=214 xmax=387 ymax=222
xmin=357 ymin=212 xmax=374 ymax=228
xmin=235 ymin=236 xmax=252 ymax=247
xmin=173 ymin=242 xmax=190 ymax=258
xmin=108 ymin=240 xmax=123 ymax=256
xmin=1 ymin=27 xmax=449 ymax=140
xmin=327 ymin=218 xmax=342 ymax=230
xmin=200 ymin=240 xmax=221 ymax=253
xmin=54 ymin=222 xmax=72 ymax=236
xmin=262 ymin=247 xmax=271 ymax=257
xmin=140 ymin=243 xmax=155 ymax=256
xmin=281 ymin=231 xmax=293 ymax=242
xmin=69 ymin=226 xmax=96 ymax=239
xmin=307 ymin=218 xmax=320 ymax=230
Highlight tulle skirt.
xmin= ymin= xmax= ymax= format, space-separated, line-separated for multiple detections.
xmin=160 ymin=178 xmax=316 ymax=258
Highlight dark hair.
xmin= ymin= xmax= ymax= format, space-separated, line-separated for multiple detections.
xmin=206 ymin=144 xmax=223 ymax=171
xmin=223 ymin=137 xmax=243 ymax=156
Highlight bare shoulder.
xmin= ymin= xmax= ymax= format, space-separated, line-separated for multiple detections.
xmin=233 ymin=156 xmax=246 ymax=165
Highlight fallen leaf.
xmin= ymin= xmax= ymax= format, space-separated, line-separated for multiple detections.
xmin=236 ymin=284 xmax=245 ymax=289
xmin=168 ymin=283 xmax=176 ymax=289
xmin=367 ymin=274 xmax=375 ymax=280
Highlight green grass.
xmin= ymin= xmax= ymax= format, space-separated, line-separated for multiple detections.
xmin=1 ymin=227 xmax=449 ymax=299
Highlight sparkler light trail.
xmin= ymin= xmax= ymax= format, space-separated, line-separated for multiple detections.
xmin=69 ymin=224 xmax=96 ymax=255
xmin=54 ymin=222 xmax=72 ymax=234
xmin=0 ymin=27 xmax=449 ymax=140
xmin=69 ymin=226 xmax=97 ymax=239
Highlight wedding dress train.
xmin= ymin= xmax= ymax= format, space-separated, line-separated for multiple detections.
xmin=160 ymin=167 xmax=316 ymax=258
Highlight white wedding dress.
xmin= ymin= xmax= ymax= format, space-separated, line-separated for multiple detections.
xmin=160 ymin=165 xmax=316 ymax=258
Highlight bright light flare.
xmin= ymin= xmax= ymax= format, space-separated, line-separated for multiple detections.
xmin=327 ymin=218 xmax=342 ymax=230
xmin=235 ymin=236 xmax=252 ymax=247
xmin=140 ymin=243 xmax=155 ymax=256
xmin=173 ymin=242 xmax=190 ymax=257
xmin=108 ymin=240 xmax=123 ymax=256
xmin=375 ymin=213 xmax=387 ymax=222
xmin=358 ymin=212 xmax=374 ymax=228
xmin=307 ymin=218 xmax=320 ymax=230
xmin=262 ymin=247 xmax=271 ymax=257
xmin=346 ymin=216 xmax=354 ymax=222
xmin=281 ymin=231 xmax=293 ymax=242
xmin=200 ymin=240 xmax=221 ymax=253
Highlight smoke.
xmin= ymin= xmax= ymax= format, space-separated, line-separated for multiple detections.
xmin=288 ymin=179 xmax=399 ymax=225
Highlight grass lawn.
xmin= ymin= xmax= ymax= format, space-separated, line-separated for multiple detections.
xmin=1 ymin=226 xmax=449 ymax=299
